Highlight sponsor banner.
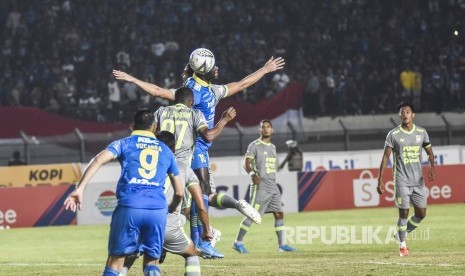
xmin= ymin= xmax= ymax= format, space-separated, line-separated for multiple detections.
xmin=210 ymin=156 xmax=243 ymax=177
xmin=433 ymin=145 xmax=463 ymax=165
xmin=77 ymin=162 xmax=119 ymax=225
xmin=462 ymin=147 xmax=465 ymax=164
xmin=0 ymin=185 xmax=76 ymax=228
xmin=302 ymin=150 xmax=380 ymax=172
xmin=211 ymin=154 xmax=289 ymax=177
xmin=77 ymin=181 xmax=117 ymax=225
xmin=0 ymin=163 xmax=81 ymax=188
xmin=210 ymin=171 xmax=299 ymax=217
xmin=299 ymin=164 xmax=465 ymax=211
xmin=302 ymin=145 xmax=462 ymax=172
xmin=76 ymin=159 xmax=297 ymax=224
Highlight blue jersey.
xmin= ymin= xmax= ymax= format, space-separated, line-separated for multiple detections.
xmin=106 ymin=130 xmax=179 ymax=209
xmin=184 ymin=74 xmax=228 ymax=150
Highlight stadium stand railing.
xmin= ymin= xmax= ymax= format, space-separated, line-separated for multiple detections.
xmin=2 ymin=112 xmax=465 ymax=166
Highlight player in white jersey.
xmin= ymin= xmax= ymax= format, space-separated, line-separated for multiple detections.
xmin=377 ymin=102 xmax=435 ymax=257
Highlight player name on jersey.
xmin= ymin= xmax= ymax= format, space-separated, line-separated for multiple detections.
xmin=135 ymin=137 xmax=163 ymax=150
xmin=161 ymin=110 xmax=192 ymax=118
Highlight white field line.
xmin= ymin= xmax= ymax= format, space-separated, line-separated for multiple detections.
xmin=0 ymin=263 xmax=228 ymax=268
xmin=357 ymin=261 xmax=465 ymax=267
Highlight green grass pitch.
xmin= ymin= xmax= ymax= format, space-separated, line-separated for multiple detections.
xmin=0 ymin=203 xmax=464 ymax=275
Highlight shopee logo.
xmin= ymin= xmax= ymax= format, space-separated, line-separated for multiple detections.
xmin=352 ymin=169 xmax=454 ymax=208
xmin=0 ymin=209 xmax=17 ymax=230
xmin=352 ymin=170 xmax=380 ymax=207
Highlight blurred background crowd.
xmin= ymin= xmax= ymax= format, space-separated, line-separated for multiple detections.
xmin=1 ymin=0 xmax=465 ymax=123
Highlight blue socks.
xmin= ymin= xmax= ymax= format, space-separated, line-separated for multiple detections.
xmin=102 ymin=266 xmax=119 ymax=276
xmin=144 ymin=264 xmax=161 ymax=276
xmin=190 ymin=201 xmax=200 ymax=246
xmin=190 ymin=194 xmax=210 ymax=246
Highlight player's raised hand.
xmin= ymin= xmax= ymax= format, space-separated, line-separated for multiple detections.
xmin=112 ymin=69 xmax=135 ymax=82
xmin=263 ymin=56 xmax=285 ymax=73
xmin=64 ymin=190 xmax=83 ymax=213
xmin=222 ymin=107 xmax=237 ymax=122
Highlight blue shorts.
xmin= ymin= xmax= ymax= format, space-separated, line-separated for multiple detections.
xmin=191 ymin=146 xmax=210 ymax=170
xmin=108 ymin=205 xmax=167 ymax=259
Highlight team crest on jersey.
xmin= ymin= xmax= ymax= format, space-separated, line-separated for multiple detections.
xmin=416 ymin=135 xmax=422 ymax=143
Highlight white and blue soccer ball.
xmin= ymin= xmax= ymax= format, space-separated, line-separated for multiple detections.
xmin=189 ymin=48 xmax=215 ymax=75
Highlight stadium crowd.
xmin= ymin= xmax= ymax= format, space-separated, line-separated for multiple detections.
xmin=0 ymin=0 xmax=465 ymax=122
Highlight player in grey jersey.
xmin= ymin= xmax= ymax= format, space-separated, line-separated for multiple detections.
xmin=377 ymin=102 xmax=435 ymax=257
xmin=120 ymin=89 xmax=236 ymax=275
xmin=154 ymin=87 xmax=242 ymax=260
xmin=232 ymin=119 xmax=296 ymax=254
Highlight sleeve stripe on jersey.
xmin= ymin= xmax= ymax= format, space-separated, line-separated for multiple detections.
xmin=196 ymin=125 xmax=208 ymax=131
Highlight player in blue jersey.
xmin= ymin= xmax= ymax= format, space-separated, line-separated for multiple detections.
xmin=113 ymin=49 xmax=283 ymax=250
xmin=120 ymin=88 xmax=238 ymax=274
xmin=64 ymin=109 xmax=183 ymax=276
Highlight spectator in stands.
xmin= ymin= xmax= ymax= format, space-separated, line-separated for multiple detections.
xmin=303 ymin=69 xmax=320 ymax=117
xmin=412 ymin=66 xmax=423 ymax=111
xmin=400 ymin=65 xmax=415 ymax=103
xmin=1 ymin=1 xmax=465 ymax=119
xmin=107 ymin=74 xmax=121 ymax=122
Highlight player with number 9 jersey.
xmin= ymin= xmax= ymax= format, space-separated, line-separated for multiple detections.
xmin=106 ymin=130 xmax=179 ymax=209
xmin=64 ymin=109 xmax=183 ymax=276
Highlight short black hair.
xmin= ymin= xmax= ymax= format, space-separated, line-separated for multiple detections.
xmin=260 ymin=119 xmax=273 ymax=127
xmin=132 ymin=109 xmax=155 ymax=130
xmin=174 ymin=87 xmax=194 ymax=105
xmin=397 ymin=102 xmax=415 ymax=113
xmin=156 ymin=130 xmax=175 ymax=151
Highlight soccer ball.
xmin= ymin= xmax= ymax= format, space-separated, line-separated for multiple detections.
xmin=189 ymin=48 xmax=215 ymax=75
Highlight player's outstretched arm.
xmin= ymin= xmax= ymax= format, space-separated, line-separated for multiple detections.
xmin=112 ymin=69 xmax=175 ymax=100
xmin=377 ymin=147 xmax=392 ymax=194
xmin=64 ymin=150 xmax=114 ymax=212
xmin=225 ymin=56 xmax=285 ymax=97
xmin=199 ymin=107 xmax=237 ymax=142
